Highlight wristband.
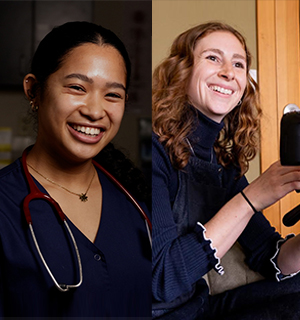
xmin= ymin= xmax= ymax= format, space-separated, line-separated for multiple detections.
xmin=240 ymin=190 xmax=258 ymax=214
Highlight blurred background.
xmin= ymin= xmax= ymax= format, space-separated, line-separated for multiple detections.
xmin=0 ymin=0 xmax=151 ymax=182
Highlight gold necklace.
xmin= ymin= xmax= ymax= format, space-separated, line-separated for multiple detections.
xmin=27 ymin=163 xmax=96 ymax=202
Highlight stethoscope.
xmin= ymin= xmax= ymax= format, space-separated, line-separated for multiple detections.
xmin=21 ymin=147 xmax=152 ymax=293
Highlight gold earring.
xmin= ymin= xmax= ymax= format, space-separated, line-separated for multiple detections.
xmin=30 ymin=101 xmax=39 ymax=112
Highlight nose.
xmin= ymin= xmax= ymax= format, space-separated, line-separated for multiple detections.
xmin=80 ymin=94 xmax=106 ymax=121
xmin=218 ymin=61 xmax=235 ymax=81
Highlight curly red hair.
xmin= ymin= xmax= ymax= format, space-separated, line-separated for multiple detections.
xmin=152 ymin=22 xmax=261 ymax=175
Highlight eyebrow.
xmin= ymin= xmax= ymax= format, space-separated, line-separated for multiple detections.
xmin=105 ymin=81 xmax=126 ymax=92
xmin=201 ymin=48 xmax=246 ymax=61
xmin=65 ymin=73 xmax=94 ymax=83
xmin=65 ymin=73 xmax=126 ymax=91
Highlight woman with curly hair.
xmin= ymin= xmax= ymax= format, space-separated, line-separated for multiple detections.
xmin=152 ymin=22 xmax=300 ymax=319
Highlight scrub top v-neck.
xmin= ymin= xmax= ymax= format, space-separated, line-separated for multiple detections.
xmin=0 ymin=159 xmax=151 ymax=318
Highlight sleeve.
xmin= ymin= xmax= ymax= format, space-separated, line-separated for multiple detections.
xmin=270 ymin=234 xmax=300 ymax=281
xmin=152 ymin=134 xmax=221 ymax=303
xmin=238 ymin=212 xmax=283 ymax=279
xmin=227 ymin=174 xmax=290 ymax=281
xmin=0 ymin=238 xmax=4 ymax=317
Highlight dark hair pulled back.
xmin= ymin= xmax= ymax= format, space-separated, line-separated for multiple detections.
xmin=30 ymin=21 xmax=131 ymax=97
xmin=28 ymin=21 xmax=149 ymax=206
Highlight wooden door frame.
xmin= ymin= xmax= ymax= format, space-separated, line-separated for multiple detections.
xmin=257 ymin=0 xmax=300 ymax=235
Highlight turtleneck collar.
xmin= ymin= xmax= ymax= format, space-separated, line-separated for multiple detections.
xmin=188 ymin=107 xmax=224 ymax=162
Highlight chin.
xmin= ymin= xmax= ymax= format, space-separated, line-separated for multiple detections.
xmin=213 ymin=105 xmax=236 ymax=117
xmin=62 ymin=144 xmax=102 ymax=164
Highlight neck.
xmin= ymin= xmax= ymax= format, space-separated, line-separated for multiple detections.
xmin=26 ymin=144 xmax=95 ymax=187
xmin=188 ymin=108 xmax=224 ymax=162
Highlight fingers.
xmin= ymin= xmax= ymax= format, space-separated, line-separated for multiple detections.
xmin=269 ymin=162 xmax=300 ymax=195
xmin=281 ymin=171 xmax=300 ymax=186
xmin=246 ymin=161 xmax=300 ymax=211
xmin=268 ymin=160 xmax=300 ymax=176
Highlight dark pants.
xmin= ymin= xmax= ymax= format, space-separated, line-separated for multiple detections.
xmin=153 ymin=274 xmax=300 ymax=320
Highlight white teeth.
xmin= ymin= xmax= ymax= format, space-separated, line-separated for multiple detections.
xmin=210 ymin=85 xmax=233 ymax=95
xmin=72 ymin=125 xmax=101 ymax=136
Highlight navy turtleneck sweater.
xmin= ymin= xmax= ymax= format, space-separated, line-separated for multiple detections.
xmin=188 ymin=110 xmax=224 ymax=163
xmin=152 ymin=109 xmax=284 ymax=306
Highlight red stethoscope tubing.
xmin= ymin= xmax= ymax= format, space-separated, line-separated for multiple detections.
xmin=91 ymin=160 xmax=152 ymax=233
xmin=21 ymin=147 xmax=152 ymax=292
xmin=22 ymin=149 xmax=66 ymax=224
xmin=21 ymin=147 xmax=152 ymax=233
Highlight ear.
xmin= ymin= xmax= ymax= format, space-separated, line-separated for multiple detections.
xmin=23 ymin=74 xmax=38 ymax=101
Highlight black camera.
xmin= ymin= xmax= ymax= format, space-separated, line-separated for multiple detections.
xmin=280 ymin=104 xmax=300 ymax=165
xmin=280 ymin=104 xmax=300 ymax=226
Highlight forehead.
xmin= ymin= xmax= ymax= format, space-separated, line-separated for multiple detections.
xmin=59 ymin=43 xmax=127 ymax=79
xmin=194 ymin=31 xmax=246 ymax=57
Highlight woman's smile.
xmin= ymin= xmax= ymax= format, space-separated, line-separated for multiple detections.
xmin=33 ymin=43 xmax=126 ymax=163
xmin=71 ymin=125 xmax=101 ymax=137
xmin=187 ymin=31 xmax=247 ymax=123
xmin=208 ymin=85 xmax=234 ymax=95
xmin=68 ymin=123 xmax=105 ymax=144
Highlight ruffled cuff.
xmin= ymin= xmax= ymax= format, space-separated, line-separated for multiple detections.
xmin=197 ymin=222 xmax=224 ymax=275
xmin=271 ymin=234 xmax=300 ymax=281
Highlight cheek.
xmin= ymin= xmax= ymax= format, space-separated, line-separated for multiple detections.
xmin=187 ymin=72 xmax=200 ymax=97
xmin=190 ymin=66 xmax=208 ymax=90
xmin=110 ymin=106 xmax=125 ymax=127
xmin=239 ymin=72 xmax=248 ymax=90
xmin=239 ymin=82 xmax=247 ymax=100
xmin=40 ymin=89 xmax=63 ymax=114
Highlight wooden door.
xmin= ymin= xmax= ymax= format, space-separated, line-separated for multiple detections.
xmin=257 ymin=0 xmax=300 ymax=236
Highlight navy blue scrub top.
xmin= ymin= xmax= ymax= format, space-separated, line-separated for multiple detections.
xmin=0 ymin=158 xmax=151 ymax=318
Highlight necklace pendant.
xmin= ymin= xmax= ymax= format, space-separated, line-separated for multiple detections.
xmin=79 ymin=193 xmax=88 ymax=202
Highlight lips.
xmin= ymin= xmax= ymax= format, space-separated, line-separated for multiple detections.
xmin=71 ymin=124 xmax=102 ymax=137
xmin=68 ymin=123 xmax=106 ymax=144
xmin=209 ymin=85 xmax=233 ymax=95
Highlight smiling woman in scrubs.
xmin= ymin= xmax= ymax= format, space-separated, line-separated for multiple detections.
xmin=0 ymin=21 xmax=151 ymax=317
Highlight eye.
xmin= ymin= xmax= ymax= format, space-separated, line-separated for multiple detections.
xmin=106 ymin=92 xmax=123 ymax=99
xmin=206 ymin=55 xmax=219 ymax=62
xmin=69 ymin=85 xmax=85 ymax=92
xmin=234 ymin=62 xmax=245 ymax=69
